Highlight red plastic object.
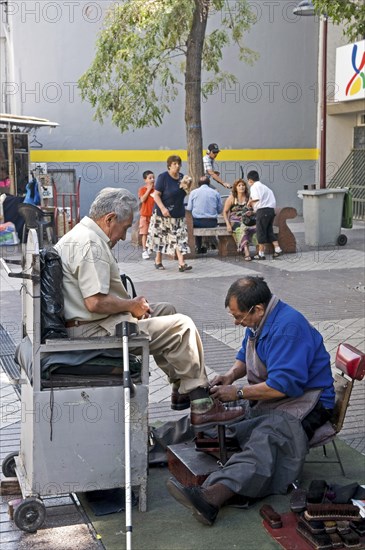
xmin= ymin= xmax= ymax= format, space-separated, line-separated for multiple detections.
xmin=335 ymin=343 xmax=365 ymax=381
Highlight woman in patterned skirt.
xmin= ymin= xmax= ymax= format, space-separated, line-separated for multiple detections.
xmin=147 ymin=155 xmax=192 ymax=272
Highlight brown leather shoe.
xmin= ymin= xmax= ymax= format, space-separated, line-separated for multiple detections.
xmin=171 ymin=389 xmax=190 ymax=411
xmin=190 ymin=400 xmax=245 ymax=429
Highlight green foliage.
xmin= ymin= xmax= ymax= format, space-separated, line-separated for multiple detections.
xmin=313 ymin=0 xmax=365 ymax=41
xmin=78 ymin=0 xmax=256 ymax=133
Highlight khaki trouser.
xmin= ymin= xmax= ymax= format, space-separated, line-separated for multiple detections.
xmin=66 ymin=302 xmax=208 ymax=394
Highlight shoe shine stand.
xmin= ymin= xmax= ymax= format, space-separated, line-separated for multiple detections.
xmin=168 ymin=339 xmax=365 ymax=487
xmin=1 ymin=230 xmax=150 ymax=533
xmin=167 ymin=426 xmax=237 ymax=487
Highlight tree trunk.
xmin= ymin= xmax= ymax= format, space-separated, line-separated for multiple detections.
xmin=185 ymin=0 xmax=209 ymax=188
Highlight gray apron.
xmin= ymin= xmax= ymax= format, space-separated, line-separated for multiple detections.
xmin=245 ymin=295 xmax=321 ymax=421
xmin=203 ymin=296 xmax=313 ymax=495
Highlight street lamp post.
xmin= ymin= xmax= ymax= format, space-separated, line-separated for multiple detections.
xmin=293 ymin=0 xmax=327 ymax=189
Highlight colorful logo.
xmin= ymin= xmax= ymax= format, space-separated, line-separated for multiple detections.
xmin=345 ymin=44 xmax=365 ymax=97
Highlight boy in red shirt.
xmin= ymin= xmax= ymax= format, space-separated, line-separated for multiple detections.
xmin=138 ymin=170 xmax=155 ymax=259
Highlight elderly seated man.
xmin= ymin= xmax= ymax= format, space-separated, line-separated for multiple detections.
xmin=186 ymin=175 xmax=223 ymax=254
xmin=167 ymin=276 xmax=335 ymax=525
xmin=54 ymin=187 xmax=245 ymax=428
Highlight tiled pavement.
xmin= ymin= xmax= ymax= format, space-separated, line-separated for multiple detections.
xmin=0 ymin=217 xmax=364 ymax=548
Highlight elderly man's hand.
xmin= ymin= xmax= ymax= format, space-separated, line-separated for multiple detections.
xmin=130 ymin=296 xmax=151 ymax=319
xmin=209 ymin=384 xmax=238 ymax=402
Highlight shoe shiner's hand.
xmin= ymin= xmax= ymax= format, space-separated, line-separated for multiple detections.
xmin=209 ymin=373 xmax=235 ymax=387
xmin=210 ymin=384 xmax=238 ymax=402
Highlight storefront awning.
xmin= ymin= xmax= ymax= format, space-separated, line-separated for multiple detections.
xmin=0 ymin=114 xmax=59 ymax=131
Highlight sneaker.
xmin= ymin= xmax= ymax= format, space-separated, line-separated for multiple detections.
xmin=190 ymin=399 xmax=245 ymax=429
xmin=166 ymin=478 xmax=219 ymax=526
xmin=142 ymin=251 xmax=150 ymax=260
xmin=272 ymin=250 xmax=283 ymax=258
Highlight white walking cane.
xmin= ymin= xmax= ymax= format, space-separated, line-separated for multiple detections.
xmin=120 ymin=321 xmax=137 ymax=550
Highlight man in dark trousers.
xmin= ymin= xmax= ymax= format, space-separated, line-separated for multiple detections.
xmin=167 ymin=276 xmax=335 ymax=525
xmin=186 ymin=176 xmax=223 ymax=253
xmin=246 ymin=170 xmax=283 ymax=260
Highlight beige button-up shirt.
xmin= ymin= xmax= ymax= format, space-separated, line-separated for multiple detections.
xmin=55 ymin=216 xmax=129 ymax=322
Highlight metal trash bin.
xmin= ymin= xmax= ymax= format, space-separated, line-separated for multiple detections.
xmin=298 ymin=188 xmax=348 ymax=246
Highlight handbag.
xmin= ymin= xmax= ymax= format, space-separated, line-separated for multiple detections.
xmin=241 ymin=206 xmax=256 ymax=227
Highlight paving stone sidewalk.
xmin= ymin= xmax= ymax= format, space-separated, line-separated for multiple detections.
xmin=0 ymin=217 xmax=364 ymax=548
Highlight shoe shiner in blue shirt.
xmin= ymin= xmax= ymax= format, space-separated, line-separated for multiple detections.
xmin=167 ymin=275 xmax=335 ymax=525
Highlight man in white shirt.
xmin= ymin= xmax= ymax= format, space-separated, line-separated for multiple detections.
xmin=203 ymin=143 xmax=231 ymax=190
xmin=247 ymin=170 xmax=282 ymax=260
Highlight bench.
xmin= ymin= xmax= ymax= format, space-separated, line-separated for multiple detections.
xmin=1 ymin=230 xmax=150 ymax=522
xmin=186 ymin=207 xmax=298 ymax=258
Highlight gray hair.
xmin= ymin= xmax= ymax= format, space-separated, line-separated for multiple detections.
xmin=89 ymin=187 xmax=138 ymax=222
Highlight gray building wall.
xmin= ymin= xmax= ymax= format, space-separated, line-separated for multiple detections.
xmin=2 ymin=0 xmax=322 ymax=214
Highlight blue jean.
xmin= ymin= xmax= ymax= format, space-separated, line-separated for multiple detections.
xmin=193 ymin=217 xmax=218 ymax=249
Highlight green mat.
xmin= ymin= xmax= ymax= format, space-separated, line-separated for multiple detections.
xmin=79 ymin=439 xmax=365 ymax=550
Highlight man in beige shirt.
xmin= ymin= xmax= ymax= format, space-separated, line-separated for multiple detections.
xmin=55 ymin=187 xmax=245 ymax=429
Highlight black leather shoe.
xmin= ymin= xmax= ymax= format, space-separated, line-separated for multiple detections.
xmin=171 ymin=389 xmax=190 ymax=410
xmin=166 ymin=478 xmax=219 ymax=526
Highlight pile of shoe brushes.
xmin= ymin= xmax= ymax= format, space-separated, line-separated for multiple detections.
xmin=290 ymin=480 xmax=365 ymax=549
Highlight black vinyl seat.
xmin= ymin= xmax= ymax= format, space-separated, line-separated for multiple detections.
xmin=18 ymin=203 xmax=57 ymax=246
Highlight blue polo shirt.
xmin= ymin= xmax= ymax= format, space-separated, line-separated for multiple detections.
xmin=236 ymin=300 xmax=335 ymax=409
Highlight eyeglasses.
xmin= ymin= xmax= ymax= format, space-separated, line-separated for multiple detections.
xmin=228 ymin=305 xmax=255 ymax=323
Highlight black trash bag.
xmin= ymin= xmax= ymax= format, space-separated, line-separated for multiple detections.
xmin=40 ymin=248 xmax=68 ymax=342
xmin=148 ymin=415 xmax=195 ymax=465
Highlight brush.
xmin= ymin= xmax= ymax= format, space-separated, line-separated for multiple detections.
xmin=328 ymin=532 xmax=344 ymax=548
xmin=307 ymin=480 xmax=328 ymax=504
xmin=298 ymin=514 xmax=325 ymax=534
xmin=304 ymin=503 xmax=361 ymax=522
xmin=338 ymin=530 xmax=361 ymax=548
xmin=296 ymin=521 xmax=333 ymax=550
xmin=259 ymin=504 xmax=282 ymax=529
xmin=290 ymin=488 xmax=307 ymax=513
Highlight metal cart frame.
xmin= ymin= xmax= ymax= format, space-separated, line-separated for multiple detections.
xmin=2 ymin=230 xmax=150 ymax=532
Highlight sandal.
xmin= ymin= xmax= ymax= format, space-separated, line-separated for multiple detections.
xmin=178 ymin=264 xmax=192 ymax=272
xmin=244 ymin=256 xmax=252 ymax=262
xmin=155 ymin=263 xmax=165 ymax=270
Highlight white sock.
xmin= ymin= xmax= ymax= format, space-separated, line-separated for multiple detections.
xmin=259 ymin=251 xmax=265 ymax=257
xmin=275 ymin=246 xmax=282 ymax=253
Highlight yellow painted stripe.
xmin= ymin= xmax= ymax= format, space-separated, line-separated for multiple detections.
xmin=30 ymin=148 xmax=319 ymax=163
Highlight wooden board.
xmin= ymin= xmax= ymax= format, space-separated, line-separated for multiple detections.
xmin=167 ymin=442 xmax=221 ymax=486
